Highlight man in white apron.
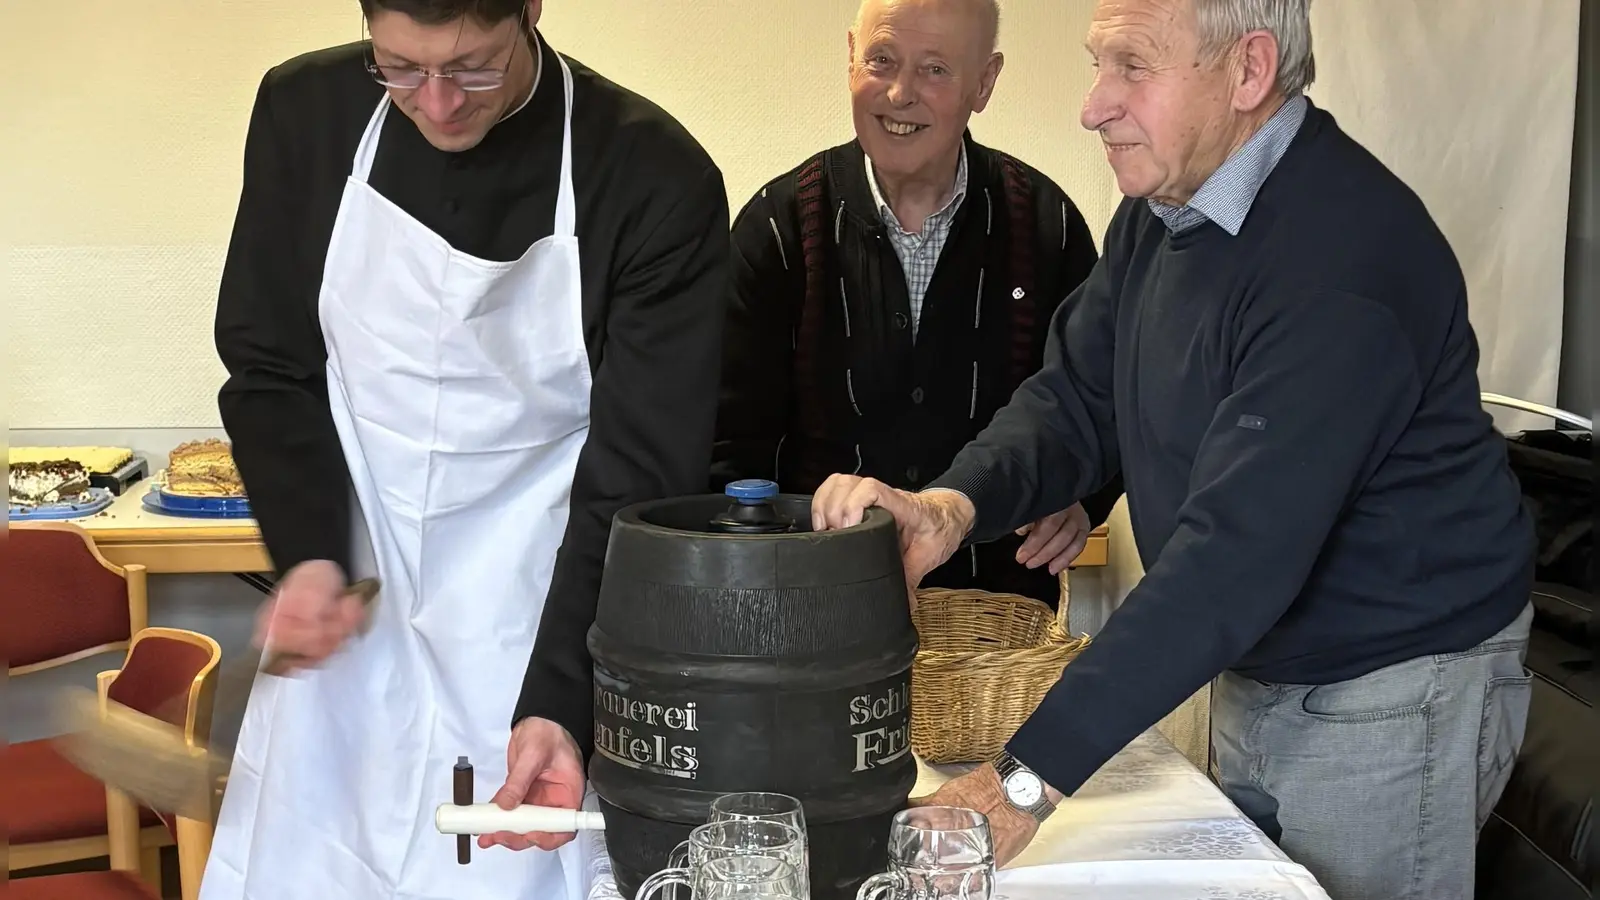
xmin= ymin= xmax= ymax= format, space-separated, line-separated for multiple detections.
xmin=207 ymin=2 xmax=731 ymax=897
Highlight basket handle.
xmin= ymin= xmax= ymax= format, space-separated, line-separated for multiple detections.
xmin=1045 ymin=569 xmax=1072 ymax=639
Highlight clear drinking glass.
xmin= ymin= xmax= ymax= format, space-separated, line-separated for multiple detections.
xmin=635 ymin=820 xmax=806 ymax=900
xmin=662 ymin=793 xmax=811 ymax=898
xmin=707 ymin=793 xmax=810 ymax=896
xmin=709 ymin=792 xmax=807 ymax=832
xmin=641 ymin=855 xmax=806 ymax=900
xmin=855 ymin=806 xmax=997 ymax=900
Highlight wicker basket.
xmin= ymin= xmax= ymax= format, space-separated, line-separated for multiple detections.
xmin=909 ymin=573 xmax=1091 ymax=764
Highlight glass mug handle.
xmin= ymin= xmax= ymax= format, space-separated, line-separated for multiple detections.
xmin=661 ymin=840 xmax=694 ymax=900
xmin=633 ymin=867 xmax=691 ymax=900
xmin=855 ymin=871 xmax=906 ymax=900
xmin=666 ymin=839 xmax=691 ymax=869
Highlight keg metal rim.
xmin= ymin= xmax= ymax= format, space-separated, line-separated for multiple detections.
xmin=613 ymin=492 xmax=897 ymax=541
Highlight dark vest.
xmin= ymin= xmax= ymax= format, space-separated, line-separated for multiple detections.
xmin=784 ymin=144 xmax=1043 ymax=493
xmin=783 ymin=141 xmax=1064 ymax=603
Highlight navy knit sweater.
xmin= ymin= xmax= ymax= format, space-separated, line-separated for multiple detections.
xmin=928 ymin=104 xmax=1535 ymax=795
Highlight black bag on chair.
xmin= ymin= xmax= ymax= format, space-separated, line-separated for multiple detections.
xmin=1504 ymin=426 xmax=1594 ymax=593
xmin=1476 ymin=417 xmax=1596 ymax=900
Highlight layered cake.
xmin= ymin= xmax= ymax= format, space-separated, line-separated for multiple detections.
xmin=10 ymin=459 xmax=93 ymax=507
xmin=9 ymin=446 xmax=134 ymax=475
xmin=165 ymin=439 xmax=246 ymax=498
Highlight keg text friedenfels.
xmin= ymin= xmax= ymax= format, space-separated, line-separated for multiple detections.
xmin=593 ymin=682 xmax=700 ymax=779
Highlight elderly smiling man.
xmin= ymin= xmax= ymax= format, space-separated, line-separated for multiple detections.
xmin=813 ymin=1 xmax=1537 ymax=898
xmin=712 ymin=0 xmax=1123 ymax=605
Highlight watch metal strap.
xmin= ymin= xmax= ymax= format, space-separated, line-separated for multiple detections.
xmin=994 ymin=750 xmax=1056 ymax=821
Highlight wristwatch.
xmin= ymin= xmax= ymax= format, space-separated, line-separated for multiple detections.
xmin=993 ymin=750 xmax=1057 ymax=823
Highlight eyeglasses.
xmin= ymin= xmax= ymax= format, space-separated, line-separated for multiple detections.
xmin=365 ymin=59 xmax=512 ymax=91
xmin=363 ymin=8 xmax=526 ymax=92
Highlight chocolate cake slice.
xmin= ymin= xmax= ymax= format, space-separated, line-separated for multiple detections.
xmin=10 ymin=460 xmax=93 ymax=507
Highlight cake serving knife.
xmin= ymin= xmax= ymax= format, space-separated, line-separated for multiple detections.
xmin=52 ymin=578 xmax=382 ymax=822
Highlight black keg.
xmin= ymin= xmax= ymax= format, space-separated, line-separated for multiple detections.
xmin=588 ymin=479 xmax=919 ymax=900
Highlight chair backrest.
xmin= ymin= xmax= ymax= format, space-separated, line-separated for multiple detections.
xmin=107 ymin=627 xmax=222 ymax=743
xmin=3 ymin=522 xmax=148 ymax=675
xmin=97 ymin=627 xmax=222 ymax=900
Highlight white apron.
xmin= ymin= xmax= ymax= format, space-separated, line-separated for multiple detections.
xmin=201 ymin=55 xmax=593 ymax=900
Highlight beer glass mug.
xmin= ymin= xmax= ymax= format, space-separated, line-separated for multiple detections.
xmin=668 ymin=793 xmax=809 ymax=850
xmin=665 ymin=793 xmax=811 ymax=897
xmin=709 ymin=792 xmax=807 ymax=835
xmin=643 ymin=855 xmax=807 ymax=900
xmin=635 ymin=820 xmax=806 ymax=900
xmin=855 ymin=807 xmax=997 ymax=900
xmin=707 ymin=793 xmax=810 ymax=895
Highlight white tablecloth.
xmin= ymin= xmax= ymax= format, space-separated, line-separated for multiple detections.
xmin=579 ymin=729 xmax=1331 ymax=900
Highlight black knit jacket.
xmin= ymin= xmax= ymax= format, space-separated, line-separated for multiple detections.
xmin=711 ymin=133 xmax=1124 ymax=605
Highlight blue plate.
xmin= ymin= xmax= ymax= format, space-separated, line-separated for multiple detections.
xmin=10 ymin=488 xmax=115 ymax=521
xmin=142 ymin=488 xmax=254 ymax=519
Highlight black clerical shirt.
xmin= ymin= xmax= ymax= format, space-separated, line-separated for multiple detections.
xmin=214 ymin=32 xmax=730 ymax=755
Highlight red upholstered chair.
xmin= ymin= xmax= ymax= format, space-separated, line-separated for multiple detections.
xmin=2 ymin=522 xmax=171 ymax=885
xmin=6 ymin=626 xmax=222 ymax=900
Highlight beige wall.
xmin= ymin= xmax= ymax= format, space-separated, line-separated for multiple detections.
xmin=6 ymin=2 xmax=1576 ymax=431
xmin=4 ymin=0 xmax=1117 ymax=429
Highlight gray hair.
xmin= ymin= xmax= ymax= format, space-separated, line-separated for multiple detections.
xmin=982 ymin=0 xmax=1001 ymax=53
xmin=1193 ymin=0 xmax=1316 ymax=96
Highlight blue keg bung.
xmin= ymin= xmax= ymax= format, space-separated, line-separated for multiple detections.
xmin=708 ymin=478 xmax=795 ymax=534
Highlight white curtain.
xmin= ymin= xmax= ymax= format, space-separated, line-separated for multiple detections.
xmin=1306 ymin=0 xmax=1582 ymax=434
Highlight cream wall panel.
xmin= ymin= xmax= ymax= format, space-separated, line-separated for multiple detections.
xmin=5 ymin=1 xmax=1576 ymax=436
xmin=5 ymin=0 xmax=1110 ymax=429
xmin=10 ymin=246 xmax=230 ymax=426
xmin=1305 ymin=0 xmax=1580 ymax=434
xmin=3 ymin=2 xmax=363 ymax=245
xmin=537 ymin=0 xmax=1119 ymax=236
xmin=5 ymin=1 xmax=364 ymax=427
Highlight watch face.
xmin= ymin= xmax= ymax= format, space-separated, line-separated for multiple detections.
xmin=1004 ymin=770 xmax=1043 ymax=808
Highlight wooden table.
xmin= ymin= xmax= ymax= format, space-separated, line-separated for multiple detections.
xmin=1075 ymin=524 xmax=1109 ymax=567
xmin=74 ymin=479 xmax=272 ymax=574
xmin=66 ymin=480 xmax=1108 ymax=576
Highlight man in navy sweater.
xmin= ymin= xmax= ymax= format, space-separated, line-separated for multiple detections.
xmin=813 ymin=1 xmax=1536 ymax=897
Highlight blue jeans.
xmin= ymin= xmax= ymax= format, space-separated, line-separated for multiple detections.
xmin=1210 ymin=602 xmax=1533 ymax=900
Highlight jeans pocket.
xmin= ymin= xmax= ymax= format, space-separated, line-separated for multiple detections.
xmin=1299 ymin=657 xmax=1434 ymax=722
xmin=1475 ymin=669 xmax=1534 ymax=826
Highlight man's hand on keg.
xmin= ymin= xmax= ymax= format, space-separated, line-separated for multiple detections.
xmin=811 ymin=475 xmax=976 ymax=607
xmin=252 ymin=560 xmax=366 ymax=670
xmin=482 ymin=717 xmax=586 ymax=852
xmin=1014 ymin=502 xmax=1091 ymax=575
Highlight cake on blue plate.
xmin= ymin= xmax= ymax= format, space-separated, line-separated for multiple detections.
xmin=164 ymin=439 xmax=246 ymax=498
xmin=9 ymin=459 xmax=93 ymax=508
